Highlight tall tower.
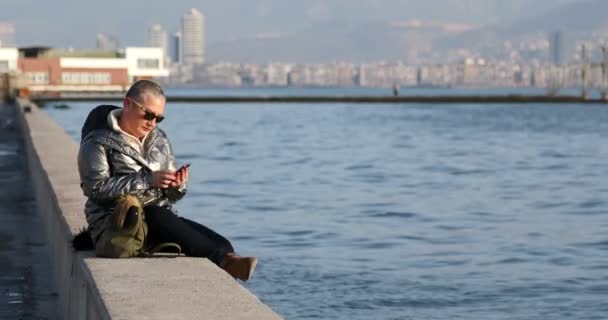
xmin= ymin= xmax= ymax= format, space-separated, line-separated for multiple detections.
xmin=550 ymin=31 xmax=572 ymax=65
xmin=146 ymin=24 xmax=169 ymax=65
xmin=96 ymin=33 xmax=120 ymax=50
xmin=0 ymin=22 xmax=15 ymax=47
xmin=181 ymin=8 xmax=205 ymax=65
xmin=147 ymin=24 xmax=168 ymax=57
xmin=171 ymin=31 xmax=183 ymax=64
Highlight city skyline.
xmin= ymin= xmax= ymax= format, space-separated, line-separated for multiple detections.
xmin=0 ymin=2 xmax=589 ymax=43
xmin=1 ymin=0 xmax=605 ymax=64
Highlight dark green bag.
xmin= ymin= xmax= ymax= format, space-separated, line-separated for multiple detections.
xmin=95 ymin=195 xmax=180 ymax=258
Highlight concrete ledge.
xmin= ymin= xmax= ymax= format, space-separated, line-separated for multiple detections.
xmin=14 ymin=98 xmax=281 ymax=320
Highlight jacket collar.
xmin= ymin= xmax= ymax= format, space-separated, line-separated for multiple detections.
xmin=108 ymin=109 xmax=151 ymax=149
xmin=96 ymin=133 xmax=154 ymax=171
xmin=84 ymin=110 xmax=164 ymax=172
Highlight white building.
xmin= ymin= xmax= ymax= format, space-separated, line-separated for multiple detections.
xmin=0 ymin=47 xmax=18 ymax=73
xmin=181 ymin=8 xmax=205 ymax=65
xmin=265 ymin=64 xmax=291 ymax=86
xmin=125 ymin=47 xmax=170 ymax=81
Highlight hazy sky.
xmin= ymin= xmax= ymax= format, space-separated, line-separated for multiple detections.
xmin=1 ymin=0 xmax=578 ymax=48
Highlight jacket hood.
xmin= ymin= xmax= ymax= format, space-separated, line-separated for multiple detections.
xmin=81 ymin=105 xmax=121 ymax=142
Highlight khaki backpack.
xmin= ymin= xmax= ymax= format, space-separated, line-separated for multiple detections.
xmin=95 ymin=195 xmax=181 ymax=258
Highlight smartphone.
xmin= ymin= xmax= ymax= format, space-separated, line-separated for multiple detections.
xmin=178 ymin=163 xmax=191 ymax=172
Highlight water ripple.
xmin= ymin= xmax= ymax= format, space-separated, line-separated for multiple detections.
xmin=495 ymin=257 xmax=528 ymax=264
xmin=278 ymin=157 xmax=312 ymax=166
xmin=245 ymin=205 xmax=283 ymax=212
xmin=539 ymin=151 xmax=576 ymax=159
xmin=345 ymin=164 xmax=374 ymax=171
xmin=201 ymin=178 xmax=238 ymax=185
xmin=280 ymin=230 xmax=315 ymax=237
xmin=369 ymin=211 xmax=417 ymax=219
xmin=435 ymin=224 xmax=469 ymax=231
xmin=222 ymin=141 xmax=244 ymax=147
xmin=450 ymin=169 xmax=494 ymax=176
xmin=175 ymin=153 xmax=200 ymax=160
xmin=208 ymin=156 xmax=234 ymax=161
xmin=532 ymin=201 xmax=569 ymax=209
xmin=362 ymin=242 xmax=400 ymax=249
xmin=567 ymin=210 xmax=606 ymax=216
xmin=572 ymin=240 xmax=608 ymax=251
xmin=198 ymin=192 xmax=243 ymax=199
xmin=578 ymin=199 xmax=606 ymax=209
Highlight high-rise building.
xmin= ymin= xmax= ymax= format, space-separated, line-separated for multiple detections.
xmin=0 ymin=22 xmax=16 ymax=47
xmin=181 ymin=8 xmax=205 ymax=65
xmin=147 ymin=24 xmax=167 ymax=57
xmin=96 ymin=33 xmax=120 ymax=50
xmin=147 ymin=25 xmax=169 ymax=67
xmin=171 ymin=32 xmax=182 ymax=64
xmin=549 ymin=31 xmax=572 ymax=65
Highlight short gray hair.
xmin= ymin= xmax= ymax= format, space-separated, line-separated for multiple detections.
xmin=125 ymin=80 xmax=165 ymax=102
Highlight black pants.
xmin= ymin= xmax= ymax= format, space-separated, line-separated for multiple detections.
xmin=144 ymin=205 xmax=234 ymax=265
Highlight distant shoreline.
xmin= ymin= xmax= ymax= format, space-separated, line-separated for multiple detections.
xmin=33 ymin=94 xmax=606 ymax=104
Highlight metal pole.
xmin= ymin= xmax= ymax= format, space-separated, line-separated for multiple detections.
xmin=582 ymin=45 xmax=589 ymax=100
xmin=602 ymin=46 xmax=608 ymax=101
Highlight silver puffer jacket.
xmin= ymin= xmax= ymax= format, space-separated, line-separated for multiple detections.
xmin=78 ymin=106 xmax=186 ymax=241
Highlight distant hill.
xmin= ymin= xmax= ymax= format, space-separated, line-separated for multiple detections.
xmin=206 ymin=0 xmax=591 ymax=63
xmin=508 ymin=0 xmax=608 ymax=34
xmin=207 ymin=20 xmax=472 ymax=63
xmin=435 ymin=0 xmax=607 ymax=52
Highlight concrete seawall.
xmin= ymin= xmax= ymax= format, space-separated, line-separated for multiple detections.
xmin=13 ymin=98 xmax=281 ymax=319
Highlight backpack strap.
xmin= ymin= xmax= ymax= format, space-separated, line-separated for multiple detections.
xmin=141 ymin=242 xmax=182 ymax=258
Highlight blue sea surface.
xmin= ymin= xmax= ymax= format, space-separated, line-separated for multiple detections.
xmin=44 ymin=88 xmax=608 ymax=319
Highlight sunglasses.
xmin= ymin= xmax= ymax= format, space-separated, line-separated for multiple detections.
xmin=128 ymin=97 xmax=165 ymax=123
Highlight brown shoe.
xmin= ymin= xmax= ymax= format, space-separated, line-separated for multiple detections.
xmin=220 ymin=253 xmax=258 ymax=281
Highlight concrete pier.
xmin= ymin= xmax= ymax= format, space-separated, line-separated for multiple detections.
xmin=11 ymin=98 xmax=281 ymax=319
xmin=0 ymin=102 xmax=59 ymax=319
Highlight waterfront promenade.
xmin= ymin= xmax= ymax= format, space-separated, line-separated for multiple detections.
xmin=0 ymin=102 xmax=59 ymax=319
xmin=2 ymin=98 xmax=281 ymax=319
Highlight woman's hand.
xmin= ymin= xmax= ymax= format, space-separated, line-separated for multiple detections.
xmin=152 ymin=170 xmax=177 ymax=189
xmin=170 ymin=166 xmax=189 ymax=188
